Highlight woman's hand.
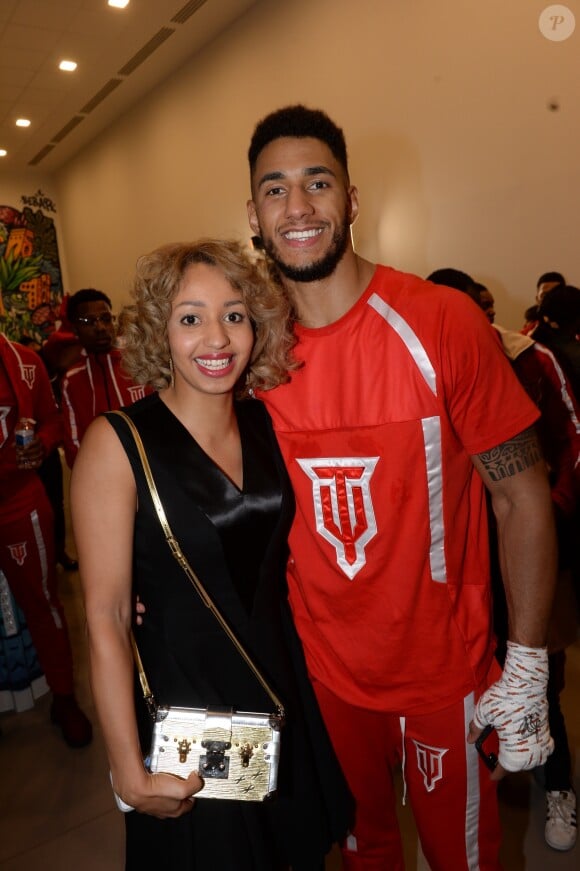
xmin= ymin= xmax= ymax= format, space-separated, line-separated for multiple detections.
xmin=112 ymin=769 xmax=204 ymax=819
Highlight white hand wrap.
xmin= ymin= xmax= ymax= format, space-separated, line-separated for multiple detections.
xmin=473 ymin=642 xmax=553 ymax=772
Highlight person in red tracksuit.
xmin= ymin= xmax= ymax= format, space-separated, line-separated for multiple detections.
xmin=0 ymin=333 xmax=91 ymax=746
xmin=245 ymin=105 xmax=558 ymax=871
xmin=60 ymin=289 xmax=149 ymax=466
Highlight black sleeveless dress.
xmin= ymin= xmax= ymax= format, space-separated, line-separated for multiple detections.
xmin=106 ymin=394 xmax=352 ymax=871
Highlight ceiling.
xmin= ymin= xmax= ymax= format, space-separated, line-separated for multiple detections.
xmin=0 ymin=0 xmax=257 ymax=175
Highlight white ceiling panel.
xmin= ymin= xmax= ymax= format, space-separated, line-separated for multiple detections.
xmin=11 ymin=0 xmax=85 ymax=30
xmin=1 ymin=23 xmax=63 ymax=51
xmin=0 ymin=73 xmax=35 ymax=94
xmin=0 ymin=47 xmax=54 ymax=70
xmin=0 ymin=0 xmax=258 ymax=173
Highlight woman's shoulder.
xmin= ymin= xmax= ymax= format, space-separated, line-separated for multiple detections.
xmin=73 ymin=412 xmax=135 ymax=489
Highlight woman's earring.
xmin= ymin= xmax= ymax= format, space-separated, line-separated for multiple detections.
xmin=169 ymin=356 xmax=175 ymax=388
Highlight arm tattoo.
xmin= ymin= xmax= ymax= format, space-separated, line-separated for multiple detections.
xmin=477 ymin=427 xmax=541 ymax=482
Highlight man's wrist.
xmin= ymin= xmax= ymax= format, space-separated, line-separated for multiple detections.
xmin=506 ymin=640 xmax=548 ymax=654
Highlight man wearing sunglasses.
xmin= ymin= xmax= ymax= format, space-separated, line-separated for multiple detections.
xmin=61 ymin=289 xmax=148 ymax=466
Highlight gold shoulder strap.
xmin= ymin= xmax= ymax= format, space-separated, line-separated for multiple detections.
xmin=111 ymin=410 xmax=285 ymax=717
xmin=129 ymin=631 xmax=157 ymax=720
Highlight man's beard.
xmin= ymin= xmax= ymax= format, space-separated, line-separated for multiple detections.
xmin=260 ymin=214 xmax=350 ymax=283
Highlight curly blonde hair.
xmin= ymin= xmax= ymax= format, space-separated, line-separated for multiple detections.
xmin=120 ymin=239 xmax=299 ymax=395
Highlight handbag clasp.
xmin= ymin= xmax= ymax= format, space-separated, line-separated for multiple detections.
xmin=177 ymin=739 xmax=191 ymax=763
xmin=200 ymin=740 xmax=231 ymax=778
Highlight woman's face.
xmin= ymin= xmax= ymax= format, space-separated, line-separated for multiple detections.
xmin=166 ymin=262 xmax=254 ymax=398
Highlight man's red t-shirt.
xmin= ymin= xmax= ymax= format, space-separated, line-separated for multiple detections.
xmin=262 ymin=266 xmax=539 ymax=713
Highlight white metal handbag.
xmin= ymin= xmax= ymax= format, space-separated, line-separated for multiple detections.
xmin=148 ymin=705 xmax=282 ymax=801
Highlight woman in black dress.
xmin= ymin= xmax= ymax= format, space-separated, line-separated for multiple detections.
xmin=71 ymin=240 xmax=351 ymax=870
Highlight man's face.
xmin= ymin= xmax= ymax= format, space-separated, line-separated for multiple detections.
xmin=479 ymin=290 xmax=495 ymax=324
xmin=247 ymin=136 xmax=358 ymax=283
xmin=72 ymin=300 xmax=116 ymax=354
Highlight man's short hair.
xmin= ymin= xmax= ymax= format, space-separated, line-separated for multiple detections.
xmin=427 ymin=268 xmax=481 ymax=305
xmin=536 ymin=271 xmax=565 ymax=289
xmin=248 ymin=105 xmax=349 ymax=177
xmin=67 ymin=288 xmax=112 ymax=323
xmin=538 ymin=285 xmax=580 ymax=326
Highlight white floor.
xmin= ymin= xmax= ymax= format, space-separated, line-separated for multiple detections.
xmin=1 ymin=564 xmax=578 ymax=870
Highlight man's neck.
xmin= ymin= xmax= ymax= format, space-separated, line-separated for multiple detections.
xmin=283 ymin=253 xmax=376 ymax=328
xmin=85 ymin=347 xmax=114 ymax=358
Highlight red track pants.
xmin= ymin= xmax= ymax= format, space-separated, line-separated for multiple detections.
xmin=0 ymin=485 xmax=74 ymax=695
xmin=313 ymin=668 xmax=503 ymax=871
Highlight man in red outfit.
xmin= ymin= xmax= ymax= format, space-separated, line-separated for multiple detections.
xmin=61 ymin=289 xmax=148 ymax=466
xmin=245 ymin=106 xmax=558 ymax=871
xmin=0 ymin=333 xmax=91 ymax=746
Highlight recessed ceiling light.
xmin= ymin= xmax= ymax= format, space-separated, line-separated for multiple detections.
xmin=16 ymin=118 xmax=31 ymax=127
xmin=0 ymin=149 xmax=7 ymax=157
xmin=59 ymin=60 xmax=78 ymax=72
xmin=108 ymin=0 xmax=130 ymax=8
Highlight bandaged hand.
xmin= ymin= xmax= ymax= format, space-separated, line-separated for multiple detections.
xmin=473 ymin=642 xmax=553 ymax=772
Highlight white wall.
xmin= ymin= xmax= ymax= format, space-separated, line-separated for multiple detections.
xmin=54 ymin=0 xmax=580 ymax=329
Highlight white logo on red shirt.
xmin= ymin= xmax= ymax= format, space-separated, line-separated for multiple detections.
xmin=127 ymin=385 xmax=147 ymax=402
xmin=0 ymin=407 xmax=9 ymax=448
xmin=21 ymin=364 xmax=36 ymax=389
xmin=8 ymin=542 xmax=28 ymax=566
xmin=297 ymin=457 xmax=379 ymax=580
xmin=413 ymin=740 xmax=448 ymax=792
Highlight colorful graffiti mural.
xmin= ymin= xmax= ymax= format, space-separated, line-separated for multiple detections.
xmin=0 ymin=190 xmax=64 ymax=345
